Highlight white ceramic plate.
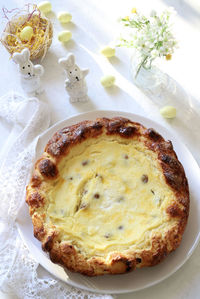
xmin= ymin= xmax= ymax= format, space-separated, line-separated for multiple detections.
xmin=16 ymin=110 xmax=200 ymax=294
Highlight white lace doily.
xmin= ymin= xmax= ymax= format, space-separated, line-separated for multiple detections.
xmin=0 ymin=92 xmax=114 ymax=299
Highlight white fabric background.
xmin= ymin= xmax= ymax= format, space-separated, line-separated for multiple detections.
xmin=0 ymin=0 xmax=200 ymax=298
xmin=0 ymin=92 xmax=114 ymax=299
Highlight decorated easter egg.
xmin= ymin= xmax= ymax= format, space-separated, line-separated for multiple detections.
xmin=160 ymin=106 xmax=176 ymax=118
xmin=100 ymin=75 xmax=116 ymax=87
xmin=58 ymin=30 xmax=72 ymax=42
xmin=38 ymin=1 xmax=52 ymax=14
xmin=57 ymin=11 xmax=72 ymax=23
xmin=100 ymin=46 xmax=115 ymax=57
xmin=20 ymin=26 xmax=33 ymax=41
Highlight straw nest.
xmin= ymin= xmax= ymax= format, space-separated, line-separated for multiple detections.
xmin=1 ymin=5 xmax=53 ymax=60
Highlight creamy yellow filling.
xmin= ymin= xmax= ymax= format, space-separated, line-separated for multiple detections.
xmin=46 ymin=137 xmax=176 ymax=256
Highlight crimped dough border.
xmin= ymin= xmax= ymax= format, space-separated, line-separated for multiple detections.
xmin=26 ymin=117 xmax=189 ymax=276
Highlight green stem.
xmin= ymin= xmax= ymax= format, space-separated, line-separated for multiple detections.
xmin=135 ymin=56 xmax=148 ymax=79
xmin=143 ymin=58 xmax=153 ymax=70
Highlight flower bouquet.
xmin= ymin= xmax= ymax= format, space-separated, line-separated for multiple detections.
xmin=118 ymin=8 xmax=177 ymax=90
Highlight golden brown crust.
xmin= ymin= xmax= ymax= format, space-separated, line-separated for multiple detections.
xmin=26 ymin=117 xmax=189 ymax=276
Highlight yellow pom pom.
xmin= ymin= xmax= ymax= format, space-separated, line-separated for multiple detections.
xmin=166 ymin=54 xmax=172 ymax=60
xmin=100 ymin=46 xmax=115 ymax=58
xmin=124 ymin=16 xmax=130 ymax=21
xmin=100 ymin=75 xmax=116 ymax=87
xmin=57 ymin=11 xmax=72 ymax=23
xmin=20 ymin=26 xmax=33 ymax=41
xmin=58 ymin=30 xmax=72 ymax=42
xmin=160 ymin=106 xmax=176 ymax=118
xmin=38 ymin=1 xmax=52 ymax=14
xmin=131 ymin=8 xmax=137 ymax=14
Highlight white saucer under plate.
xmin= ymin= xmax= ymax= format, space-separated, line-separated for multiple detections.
xmin=16 ymin=110 xmax=200 ymax=294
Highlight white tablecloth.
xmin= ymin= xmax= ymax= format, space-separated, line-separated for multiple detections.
xmin=0 ymin=0 xmax=200 ymax=298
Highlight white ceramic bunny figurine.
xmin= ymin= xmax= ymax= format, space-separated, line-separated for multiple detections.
xmin=13 ymin=48 xmax=44 ymax=96
xmin=58 ymin=53 xmax=89 ymax=103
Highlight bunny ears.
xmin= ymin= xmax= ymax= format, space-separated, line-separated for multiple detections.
xmin=13 ymin=48 xmax=30 ymax=65
xmin=58 ymin=53 xmax=75 ymax=69
xmin=13 ymin=50 xmax=76 ymax=68
xmin=58 ymin=53 xmax=89 ymax=77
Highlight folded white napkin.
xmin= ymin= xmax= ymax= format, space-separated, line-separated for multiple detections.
xmin=0 ymin=92 xmax=113 ymax=299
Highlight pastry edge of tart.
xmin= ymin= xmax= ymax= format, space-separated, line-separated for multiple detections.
xmin=26 ymin=117 xmax=189 ymax=276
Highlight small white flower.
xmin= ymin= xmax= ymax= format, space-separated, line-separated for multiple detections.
xmin=151 ymin=49 xmax=159 ymax=58
xmin=146 ymin=41 xmax=154 ymax=48
xmin=118 ymin=7 xmax=177 ymax=76
xmin=159 ymin=46 xmax=166 ymax=54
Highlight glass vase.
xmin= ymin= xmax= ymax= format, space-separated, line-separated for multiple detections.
xmin=130 ymin=52 xmax=175 ymax=98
